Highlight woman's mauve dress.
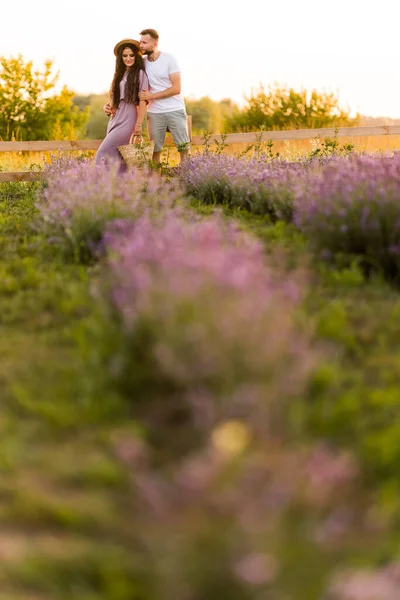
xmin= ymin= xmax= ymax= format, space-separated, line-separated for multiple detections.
xmin=95 ymin=70 xmax=148 ymax=171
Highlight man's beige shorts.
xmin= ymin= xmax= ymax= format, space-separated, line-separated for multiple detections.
xmin=147 ymin=110 xmax=190 ymax=152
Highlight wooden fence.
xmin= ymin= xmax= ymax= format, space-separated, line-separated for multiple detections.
xmin=1 ymin=123 xmax=400 ymax=182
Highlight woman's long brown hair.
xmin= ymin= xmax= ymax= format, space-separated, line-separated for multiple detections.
xmin=110 ymin=44 xmax=147 ymax=107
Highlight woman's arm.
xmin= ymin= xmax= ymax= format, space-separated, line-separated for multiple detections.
xmin=132 ymin=99 xmax=147 ymax=135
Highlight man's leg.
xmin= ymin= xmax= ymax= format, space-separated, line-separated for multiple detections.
xmin=146 ymin=113 xmax=167 ymax=164
xmin=179 ymin=149 xmax=190 ymax=163
xmin=167 ymin=111 xmax=191 ymax=164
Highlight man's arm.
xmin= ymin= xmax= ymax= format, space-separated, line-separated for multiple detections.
xmin=139 ymin=72 xmax=181 ymax=102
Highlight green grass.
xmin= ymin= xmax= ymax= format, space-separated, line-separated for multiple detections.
xmin=191 ymin=196 xmax=400 ymax=533
xmin=1 ymin=182 xmax=400 ymax=597
xmin=0 ymin=182 xmax=145 ymax=599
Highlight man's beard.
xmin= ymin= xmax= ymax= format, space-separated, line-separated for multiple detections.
xmin=144 ymin=49 xmax=154 ymax=56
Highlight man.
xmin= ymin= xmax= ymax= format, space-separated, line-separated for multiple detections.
xmin=138 ymin=28 xmax=190 ymax=164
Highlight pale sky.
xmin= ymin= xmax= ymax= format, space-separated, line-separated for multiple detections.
xmin=2 ymin=0 xmax=400 ymax=118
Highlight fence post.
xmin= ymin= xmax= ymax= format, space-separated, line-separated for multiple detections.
xmin=187 ymin=115 xmax=192 ymax=142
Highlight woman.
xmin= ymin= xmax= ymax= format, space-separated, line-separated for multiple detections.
xmin=95 ymin=38 xmax=149 ymax=171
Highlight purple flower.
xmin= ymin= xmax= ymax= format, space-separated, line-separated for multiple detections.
xmin=294 ymin=153 xmax=400 ymax=279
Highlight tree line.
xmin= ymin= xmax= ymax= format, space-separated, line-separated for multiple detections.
xmin=0 ymin=55 xmax=364 ymax=141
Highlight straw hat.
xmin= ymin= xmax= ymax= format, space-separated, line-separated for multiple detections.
xmin=114 ymin=39 xmax=140 ymax=56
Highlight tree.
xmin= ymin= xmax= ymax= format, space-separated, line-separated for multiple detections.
xmin=73 ymin=93 xmax=110 ymax=139
xmin=185 ymin=97 xmax=240 ymax=134
xmin=0 ymin=55 xmax=89 ymax=140
xmin=185 ymin=96 xmax=221 ymax=133
xmin=224 ymin=83 xmax=360 ymax=132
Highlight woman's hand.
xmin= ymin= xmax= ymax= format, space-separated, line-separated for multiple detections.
xmin=132 ymin=123 xmax=143 ymax=136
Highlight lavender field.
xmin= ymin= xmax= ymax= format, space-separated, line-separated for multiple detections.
xmin=1 ymin=151 xmax=400 ymax=599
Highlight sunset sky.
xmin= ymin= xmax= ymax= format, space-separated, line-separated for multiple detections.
xmin=2 ymin=0 xmax=400 ymax=118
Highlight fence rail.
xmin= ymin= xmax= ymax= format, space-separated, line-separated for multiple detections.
xmin=1 ymin=124 xmax=400 ymax=182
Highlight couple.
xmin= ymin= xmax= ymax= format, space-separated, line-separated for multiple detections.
xmin=95 ymin=28 xmax=190 ymax=171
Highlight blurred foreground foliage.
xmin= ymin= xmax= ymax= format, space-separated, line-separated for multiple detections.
xmin=0 ymin=155 xmax=400 ymax=600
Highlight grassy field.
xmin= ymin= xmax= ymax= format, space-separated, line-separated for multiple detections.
xmin=0 ymin=182 xmax=143 ymax=599
xmin=228 ymin=134 xmax=400 ymax=158
xmin=1 ymin=156 xmax=400 ymax=598
xmin=2 ymin=133 xmax=400 ymax=173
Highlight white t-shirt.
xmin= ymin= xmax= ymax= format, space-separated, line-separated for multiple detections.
xmin=144 ymin=52 xmax=186 ymax=113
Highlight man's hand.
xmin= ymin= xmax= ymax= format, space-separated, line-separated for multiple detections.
xmin=104 ymin=103 xmax=115 ymax=117
xmin=139 ymin=90 xmax=152 ymax=102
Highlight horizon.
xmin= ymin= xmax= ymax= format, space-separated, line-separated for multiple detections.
xmin=2 ymin=0 xmax=400 ymax=120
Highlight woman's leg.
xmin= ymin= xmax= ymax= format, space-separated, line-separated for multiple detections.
xmin=95 ymin=103 xmax=137 ymax=171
